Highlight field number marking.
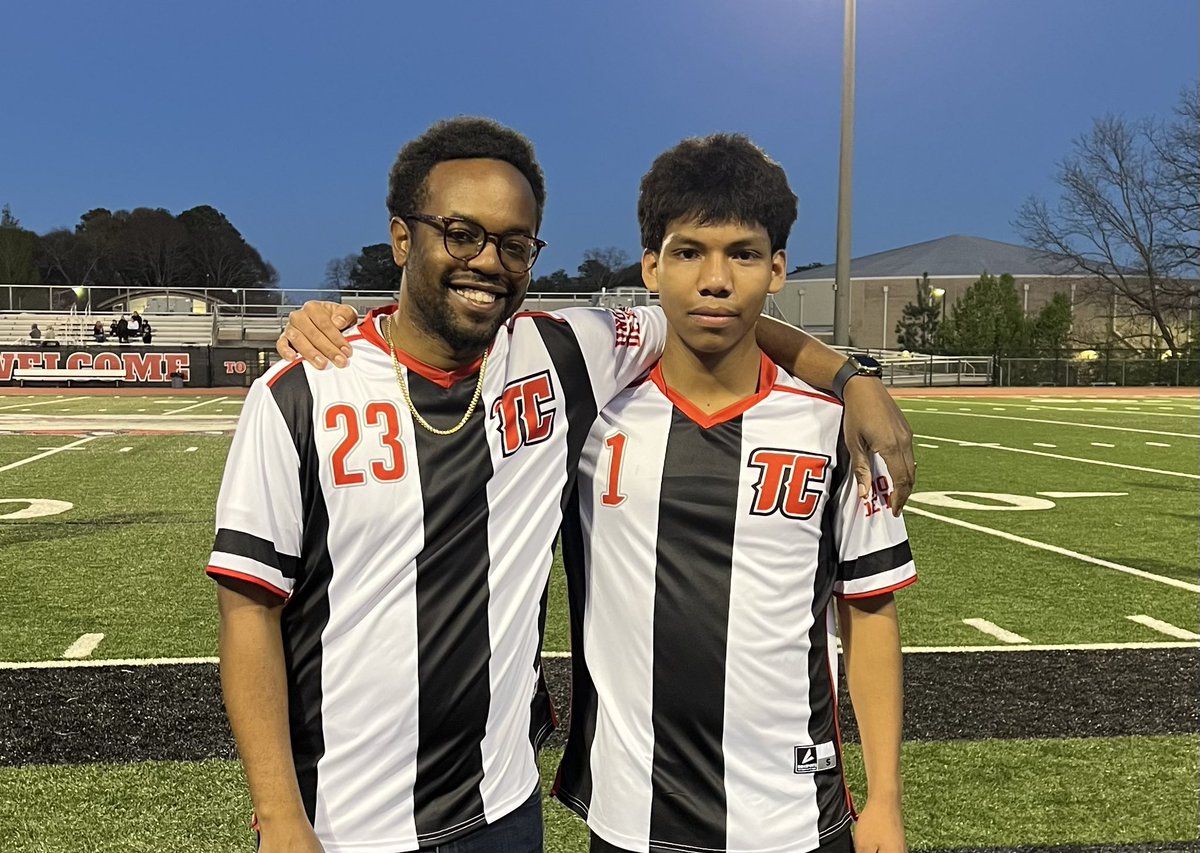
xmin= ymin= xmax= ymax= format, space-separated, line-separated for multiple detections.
xmin=0 ymin=499 xmax=73 ymax=520
xmin=905 ymin=505 xmax=1200 ymax=593
xmin=63 ymin=633 xmax=105 ymax=659
xmin=910 ymin=492 xmax=1055 ymax=511
xmin=1126 ymin=615 xmax=1200 ymax=640
xmin=962 ymin=618 xmax=1030 ymax=644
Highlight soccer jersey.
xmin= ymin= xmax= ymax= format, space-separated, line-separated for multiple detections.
xmin=554 ymin=354 xmax=916 ymax=853
xmin=207 ymin=305 xmax=665 ymax=853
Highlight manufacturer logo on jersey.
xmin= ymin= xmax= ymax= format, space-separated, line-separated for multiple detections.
xmin=747 ymin=449 xmax=831 ymax=520
xmin=491 ymin=371 xmax=557 ymax=456
xmin=794 ymin=741 xmax=838 ymax=774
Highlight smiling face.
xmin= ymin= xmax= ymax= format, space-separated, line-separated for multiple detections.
xmin=390 ymin=158 xmax=539 ymax=359
xmin=643 ymin=216 xmax=786 ymax=359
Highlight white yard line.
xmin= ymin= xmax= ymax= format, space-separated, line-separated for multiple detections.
xmin=1090 ymin=442 xmax=1116 ymax=448
xmin=1010 ymin=404 xmax=1197 ymax=419
xmin=162 ymin=396 xmax=229 ymax=416
xmin=1146 ymin=441 xmax=1171 ymax=447
xmin=185 ymin=447 xmax=198 ymax=452
xmin=1126 ymin=615 xmax=1200 ymax=640
xmin=913 ymin=433 xmax=1198 ymax=480
xmin=1033 ymin=442 xmax=1057 ymax=448
xmin=900 ymin=408 xmax=1198 ymax=439
xmin=2 ymin=641 xmax=1197 ymax=669
xmin=917 ymin=443 xmax=939 ymax=449
xmin=118 ymin=446 xmax=132 ymax=453
xmin=62 ymin=633 xmax=105 ymax=659
xmin=962 ymin=618 xmax=1030 ymax=644
xmin=905 ymin=505 xmax=1200 ymax=593
xmin=0 ymin=435 xmax=100 ymax=473
xmin=0 ymin=397 xmax=75 ymax=412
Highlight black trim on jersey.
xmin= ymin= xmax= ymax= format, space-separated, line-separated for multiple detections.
xmin=409 ymin=370 xmax=494 ymax=844
xmin=839 ymin=540 xmax=914 ymax=581
xmin=647 ymin=412 xmax=743 ymax=851
xmin=212 ymin=528 xmax=298 ymax=579
xmin=268 ymin=365 xmax=334 ymax=824
xmin=809 ymin=433 xmax=855 ymax=837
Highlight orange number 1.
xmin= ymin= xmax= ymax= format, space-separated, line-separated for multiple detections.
xmin=600 ymin=432 xmax=628 ymax=507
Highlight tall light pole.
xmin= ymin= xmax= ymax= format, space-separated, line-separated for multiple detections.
xmin=832 ymin=0 xmax=857 ymax=347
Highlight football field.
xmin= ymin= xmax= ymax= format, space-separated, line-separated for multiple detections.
xmin=0 ymin=388 xmax=1196 ymax=852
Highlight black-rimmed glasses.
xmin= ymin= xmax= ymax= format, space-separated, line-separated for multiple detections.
xmin=402 ymin=213 xmax=547 ymax=274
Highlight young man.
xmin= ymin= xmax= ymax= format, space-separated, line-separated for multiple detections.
xmin=553 ymin=135 xmax=913 ymax=853
xmin=231 ymin=117 xmax=912 ymax=853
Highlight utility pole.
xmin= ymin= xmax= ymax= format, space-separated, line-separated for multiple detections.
xmin=832 ymin=0 xmax=856 ymax=346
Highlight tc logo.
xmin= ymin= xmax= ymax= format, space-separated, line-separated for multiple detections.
xmin=491 ymin=371 xmax=557 ymax=456
xmin=747 ymin=449 xmax=831 ymax=520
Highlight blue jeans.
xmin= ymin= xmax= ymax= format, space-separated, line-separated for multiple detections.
xmin=433 ymin=788 xmax=543 ymax=853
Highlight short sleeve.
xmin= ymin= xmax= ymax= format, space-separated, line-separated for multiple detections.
xmin=833 ymin=450 xmax=917 ymax=599
xmin=555 ymin=306 xmax=668 ymax=407
xmin=206 ymin=376 xmax=303 ymax=599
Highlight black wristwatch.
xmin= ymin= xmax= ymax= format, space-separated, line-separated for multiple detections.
xmin=831 ymin=355 xmax=883 ymax=401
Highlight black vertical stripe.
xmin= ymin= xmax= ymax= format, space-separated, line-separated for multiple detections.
xmin=648 ymin=412 xmax=743 ymax=850
xmin=409 ymin=370 xmax=493 ymax=842
xmin=268 ymin=366 xmax=334 ymax=823
xmin=554 ymin=485 xmax=597 ymax=811
xmin=809 ymin=433 xmax=854 ymax=835
xmin=532 ymin=316 xmax=600 ymax=790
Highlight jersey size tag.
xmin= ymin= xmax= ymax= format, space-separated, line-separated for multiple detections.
xmin=794 ymin=742 xmax=838 ymax=773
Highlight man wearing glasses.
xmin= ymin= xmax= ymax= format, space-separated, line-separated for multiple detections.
xmin=211 ymin=116 xmax=914 ymax=853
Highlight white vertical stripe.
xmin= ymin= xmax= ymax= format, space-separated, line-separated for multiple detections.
xmin=722 ymin=400 xmax=832 ymax=852
xmin=479 ymin=331 xmax=553 ymax=819
xmin=305 ymin=344 xmax=422 ymax=848
xmin=584 ymin=388 xmax=672 ymax=845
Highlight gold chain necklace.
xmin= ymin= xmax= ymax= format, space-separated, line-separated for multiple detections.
xmin=386 ymin=316 xmax=488 ymax=436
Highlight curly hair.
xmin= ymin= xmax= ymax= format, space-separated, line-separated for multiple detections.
xmin=386 ymin=116 xmax=547 ymax=227
xmin=638 ymin=133 xmax=797 ymax=253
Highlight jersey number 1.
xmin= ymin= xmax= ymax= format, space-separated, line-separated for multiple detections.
xmin=600 ymin=432 xmax=627 ymax=507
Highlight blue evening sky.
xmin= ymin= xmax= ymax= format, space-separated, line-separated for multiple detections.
xmin=4 ymin=0 xmax=1196 ymax=293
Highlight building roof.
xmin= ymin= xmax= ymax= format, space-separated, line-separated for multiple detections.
xmin=788 ymin=234 xmax=1077 ymax=281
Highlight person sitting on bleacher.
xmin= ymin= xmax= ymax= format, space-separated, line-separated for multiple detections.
xmin=128 ymin=312 xmax=142 ymax=338
xmin=29 ymin=324 xmax=42 ymax=346
xmin=116 ymin=316 xmax=130 ymax=344
xmin=93 ymin=321 xmax=106 ymax=343
xmin=141 ymin=318 xmax=153 ymax=344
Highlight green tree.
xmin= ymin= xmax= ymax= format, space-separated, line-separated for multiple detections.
xmin=1030 ymin=292 xmax=1073 ymax=358
xmin=529 ymin=268 xmax=573 ymax=293
xmin=940 ymin=273 xmax=1032 ymax=370
xmin=349 ymin=244 xmax=397 ymax=292
xmin=0 ymin=211 xmax=41 ymax=288
xmin=894 ymin=272 xmax=941 ymax=351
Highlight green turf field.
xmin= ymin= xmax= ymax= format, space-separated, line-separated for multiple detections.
xmin=1 ymin=389 xmax=1197 ymax=851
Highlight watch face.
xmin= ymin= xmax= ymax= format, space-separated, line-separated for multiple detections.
xmin=850 ymin=354 xmax=884 ymax=376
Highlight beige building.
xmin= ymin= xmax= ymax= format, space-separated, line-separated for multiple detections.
xmin=777 ymin=234 xmax=1179 ymax=351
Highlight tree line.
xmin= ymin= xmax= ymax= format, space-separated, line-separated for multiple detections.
xmin=0 ymin=204 xmax=277 ymax=310
xmin=324 ymin=244 xmax=647 ymax=294
xmin=899 ymin=85 xmax=1198 ymax=363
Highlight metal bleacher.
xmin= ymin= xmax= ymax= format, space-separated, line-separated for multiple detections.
xmin=1 ymin=311 xmax=215 ymax=346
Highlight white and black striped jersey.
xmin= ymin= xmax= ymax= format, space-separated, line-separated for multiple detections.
xmin=554 ymin=354 xmax=916 ymax=853
xmin=207 ymin=305 xmax=665 ymax=853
